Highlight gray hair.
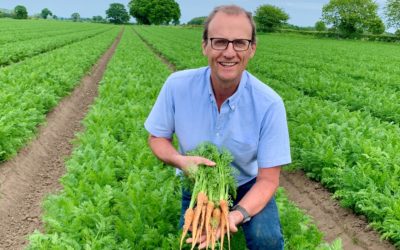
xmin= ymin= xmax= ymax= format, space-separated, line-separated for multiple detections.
xmin=202 ymin=5 xmax=257 ymax=44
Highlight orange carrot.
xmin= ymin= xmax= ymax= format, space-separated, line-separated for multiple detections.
xmin=191 ymin=192 xmax=207 ymax=249
xmin=219 ymin=200 xmax=230 ymax=250
xmin=211 ymin=207 xmax=221 ymax=250
xmin=220 ymin=214 xmax=226 ymax=250
xmin=180 ymin=207 xmax=194 ymax=250
xmin=205 ymin=201 xmax=215 ymax=249
xmin=193 ymin=199 xmax=207 ymax=249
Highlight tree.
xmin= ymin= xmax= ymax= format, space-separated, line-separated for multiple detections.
xmin=129 ymin=0 xmax=180 ymax=25
xmin=40 ymin=8 xmax=52 ymax=19
xmin=368 ymin=18 xmax=385 ymax=34
xmin=384 ymin=0 xmax=400 ymax=32
xmin=254 ymin=4 xmax=289 ymax=32
xmin=106 ymin=3 xmax=129 ymax=24
xmin=14 ymin=5 xmax=28 ymax=19
xmin=315 ymin=20 xmax=327 ymax=31
xmin=0 ymin=8 xmax=13 ymax=18
xmin=71 ymin=12 xmax=80 ymax=22
xmin=92 ymin=15 xmax=104 ymax=23
xmin=187 ymin=16 xmax=207 ymax=25
xmin=322 ymin=0 xmax=384 ymax=36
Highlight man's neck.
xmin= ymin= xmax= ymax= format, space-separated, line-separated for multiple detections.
xmin=211 ymin=77 xmax=240 ymax=111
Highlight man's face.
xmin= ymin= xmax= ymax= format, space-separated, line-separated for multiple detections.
xmin=202 ymin=12 xmax=256 ymax=86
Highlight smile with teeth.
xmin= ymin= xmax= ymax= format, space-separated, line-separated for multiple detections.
xmin=219 ymin=62 xmax=237 ymax=67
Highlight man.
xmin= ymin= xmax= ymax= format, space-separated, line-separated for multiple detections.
xmin=144 ymin=5 xmax=291 ymax=250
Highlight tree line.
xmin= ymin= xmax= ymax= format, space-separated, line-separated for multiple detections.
xmin=187 ymin=0 xmax=400 ymax=37
xmin=1 ymin=0 xmax=399 ymax=36
xmin=0 ymin=0 xmax=180 ymax=25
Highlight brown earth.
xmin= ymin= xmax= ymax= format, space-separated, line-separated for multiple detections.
xmin=0 ymin=28 xmax=396 ymax=250
xmin=0 ymin=30 xmax=122 ymax=250
xmin=280 ymin=170 xmax=395 ymax=250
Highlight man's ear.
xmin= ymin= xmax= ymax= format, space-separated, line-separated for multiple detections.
xmin=202 ymin=41 xmax=207 ymax=56
xmin=249 ymin=43 xmax=257 ymax=58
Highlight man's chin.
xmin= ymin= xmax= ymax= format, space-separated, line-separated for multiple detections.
xmin=217 ymin=74 xmax=241 ymax=84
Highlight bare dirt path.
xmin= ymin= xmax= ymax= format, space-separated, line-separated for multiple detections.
xmin=280 ymin=170 xmax=395 ymax=250
xmin=0 ymin=30 xmax=123 ymax=250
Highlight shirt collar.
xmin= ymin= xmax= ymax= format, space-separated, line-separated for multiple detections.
xmin=206 ymin=66 xmax=248 ymax=111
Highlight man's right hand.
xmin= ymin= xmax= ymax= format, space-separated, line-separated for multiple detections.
xmin=148 ymin=135 xmax=215 ymax=174
xmin=174 ymin=155 xmax=216 ymax=175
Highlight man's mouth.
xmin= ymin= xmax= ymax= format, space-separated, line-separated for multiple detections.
xmin=219 ymin=62 xmax=237 ymax=67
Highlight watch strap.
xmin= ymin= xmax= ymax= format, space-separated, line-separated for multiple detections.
xmin=232 ymin=204 xmax=251 ymax=224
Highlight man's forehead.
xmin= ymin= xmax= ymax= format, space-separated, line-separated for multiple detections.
xmin=209 ymin=12 xmax=249 ymax=24
xmin=208 ymin=12 xmax=252 ymax=37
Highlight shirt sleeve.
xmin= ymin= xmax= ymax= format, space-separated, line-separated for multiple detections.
xmin=257 ymin=99 xmax=292 ymax=168
xmin=144 ymin=77 xmax=175 ymax=139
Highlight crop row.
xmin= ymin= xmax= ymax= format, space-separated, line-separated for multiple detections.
xmin=27 ymin=27 xmax=181 ymax=250
xmin=0 ymin=27 xmax=120 ymax=162
xmin=0 ymin=26 xmax=113 ymax=66
xmin=133 ymin=26 xmax=400 ymax=246
xmin=0 ymin=20 xmax=109 ymax=45
xmin=252 ymin=36 xmax=400 ymax=124
xmin=138 ymin=26 xmax=400 ymax=125
xmin=0 ymin=19 xmax=99 ymax=33
xmin=27 ymin=28 xmax=340 ymax=249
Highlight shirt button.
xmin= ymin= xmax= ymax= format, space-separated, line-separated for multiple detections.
xmin=232 ymin=105 xmax=235 ymax=110
xmin=216 ymin=132 xmax=220 ymax=136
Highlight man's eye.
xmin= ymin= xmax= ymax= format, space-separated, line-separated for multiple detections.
xmin=214 ymin=39 xmax=227 ymax=46
xmin=234 ymin=40 xmax=247 ymax=47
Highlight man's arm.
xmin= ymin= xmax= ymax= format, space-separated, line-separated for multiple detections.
xmin=229 ymin=166 xmax=281 ymax=231
xmin=148 ymin=135 xmax=216 ymax=173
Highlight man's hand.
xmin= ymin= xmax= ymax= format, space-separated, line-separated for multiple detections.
xmin=228 ymin=210 xmax=243 ymax=233
xmin=148 ymin=135 xmax=215 ymax=173
xmin=185 ymin=210 xmax=243 ymax=249
xmin=174 ymin=155 xmax=216 ymax=175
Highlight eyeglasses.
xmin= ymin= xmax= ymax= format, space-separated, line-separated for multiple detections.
xmin=209 ymin=38 xmax=252 ymax=51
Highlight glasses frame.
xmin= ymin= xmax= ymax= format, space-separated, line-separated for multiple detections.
xmin=209 ymin=37 xmax=253 ymax=52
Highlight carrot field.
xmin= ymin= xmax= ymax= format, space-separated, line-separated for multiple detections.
xmin=134 ymin=25 xmax=400 ymax=247
xmin=1 ymin=19 xmax=399 ymax=249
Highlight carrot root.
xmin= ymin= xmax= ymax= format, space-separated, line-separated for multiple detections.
xmin=180 ymin=207 xmax=194 ymax=250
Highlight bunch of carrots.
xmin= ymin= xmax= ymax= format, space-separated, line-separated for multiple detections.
xmin=180 ymin=143 xmax=237 ymax=250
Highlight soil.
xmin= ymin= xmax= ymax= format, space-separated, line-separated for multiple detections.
xmin=0 ymin=29 xmax=396 ymax=250
xmin=280 ymin=170 xmax=395 ymax=250
xmin=133 ymin=28 xmax=177 ymax=72
xmin=0 ymin=30 xmax=122 ymax=250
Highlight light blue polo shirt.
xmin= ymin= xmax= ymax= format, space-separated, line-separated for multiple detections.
xmin=145 ymin=66 xmax=291 ymax=186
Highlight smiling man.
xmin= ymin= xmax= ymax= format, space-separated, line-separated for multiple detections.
xmin=145 ymin=5 xmax=291 ymax=250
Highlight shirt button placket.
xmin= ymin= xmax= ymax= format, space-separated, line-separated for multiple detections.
xmin=215 ymin=114 xmax=222 ymax=139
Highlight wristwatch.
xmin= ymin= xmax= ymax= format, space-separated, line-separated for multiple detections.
xmin=232 ymin=204 xmax=251 ymax=224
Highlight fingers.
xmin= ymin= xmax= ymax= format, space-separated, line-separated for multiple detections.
xmin=184 ymin=156 xmax=215 ymax=168
xmin=194 ymin=234 xmax=208 ymax=249
xmin=186 ymin=234 xmax=206 ymax=244
xmin=179 ymin=156 xmax=216 ymax=176
xmin=228 ymin=211 xmax=240 ymax=233
xmin=230 ymin=223 xmax=239 ymax=233
xmin=192 ymin=156 xmax=216 ymax=166
xmin=186 ymin=226 xmax=238 ymax=249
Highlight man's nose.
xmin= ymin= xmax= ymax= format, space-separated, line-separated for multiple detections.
xmin=223 ymin=42 xmax=236 ymax=57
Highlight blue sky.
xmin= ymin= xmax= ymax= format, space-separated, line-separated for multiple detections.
xmin=1 ymin=0 xmax=389 ymax=27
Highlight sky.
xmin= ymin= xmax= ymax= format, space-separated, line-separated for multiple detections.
xmin=0 ymin=0 xmax=390 ymax=28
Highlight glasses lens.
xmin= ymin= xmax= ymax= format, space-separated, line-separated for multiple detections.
xmin=212 ymin=38 xmax=228 ymax=50
xmin=233 ymin=40 xmax=249 ymax=51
